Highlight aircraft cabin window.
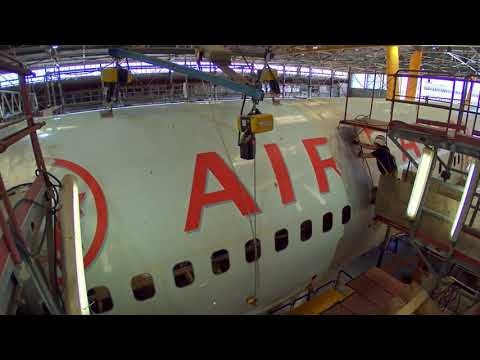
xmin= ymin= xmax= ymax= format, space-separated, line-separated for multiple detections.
xmin=342 ymin=205 xmax=351 ymax=224
xmin=211 ymin=249 xmax=230 ymax=275
xmin=323 ymin=212 xmax=333 ymax=232
xmin=131 ymin=273 xmax=156 ymax=301
xmin=245 ymin=238 xmax=261 ymax=263
xmin=87 ymin=286 xmax=114 ymax=314
xmin=301 ymin=220 xmax=312 ymax=241
xmin=275 ymin=229 xmax=288 ymax=252
xmin=173 ymin=261 xmax=195 ymax=288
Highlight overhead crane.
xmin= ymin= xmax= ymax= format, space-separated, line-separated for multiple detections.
xmin=108 ymin=48 xmax=265 ymax=101
xmin=107 ymin=48 xmax=276 ymax=161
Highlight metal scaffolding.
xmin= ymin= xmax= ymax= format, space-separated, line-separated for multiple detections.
xmin=0 ymin=89 xmax=38 ymax=122
xmin=341 ymin=69 xmax=480 ymax=301
xmin=0 ymin=54 xmax=63 ymax=314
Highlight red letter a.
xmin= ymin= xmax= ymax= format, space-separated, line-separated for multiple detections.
xmin=184 ymin=152 xmax=261 ymax=232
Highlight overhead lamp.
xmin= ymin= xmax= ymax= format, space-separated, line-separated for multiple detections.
xmin=450 ymin=160 xmax=480 ymax=243
xmin=52 ymin=45 xmax=59 ymax=49
xmin=406 ymin=147 xmax=435 ymax=220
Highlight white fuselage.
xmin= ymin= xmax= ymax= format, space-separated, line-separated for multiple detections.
xmin=3 ymin=97 xmax=446 ymax=314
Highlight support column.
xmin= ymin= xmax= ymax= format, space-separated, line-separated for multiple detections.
xmin=57 ymin=66 xmax=65 ymax=109
xmin=51 ymin=79 xmax=56 ymax=107
xmin=386 ymin=45 xmax=400 ymax=100
xmin=183 ymin=77 xmax=188 ymax=100
xmin=463 ymin=77 xmax=476 ymax=128
xmin=466 ymin=77 xmax=475 ymax=106
xmin=169 ymin=70 xmax=173 ymax=100
xmin=405 ymin=49 xmax=423 ymax=101
xmin=45 ymin=71 xmax=51 ymax=107
xmin=330 ymin=70 xmax=333 ymax=97
xmin=343 ymin=67 xmax=352 ymax=121
xmin=307 ymin=66 xmax=312 ymax=99
xmin=184 ymin=56 xmax=188 ymax=100
xmin=369 ymin=70 xmax=377 ymax=119
xmin=456 ymin=79 xmax=470 ymax=134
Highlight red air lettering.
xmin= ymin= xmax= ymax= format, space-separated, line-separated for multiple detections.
xmin=361 ymin=127 xmax=374 ymax=143
xmin=264 ymin=144 xmax=295 ymax=204
xmin=184 ymin=152 xmax=261 ymax=232
xmin=400 ymin=139 xmax=421 ymax=161
xmin=302 ymin=138 xmax=341 ymax=193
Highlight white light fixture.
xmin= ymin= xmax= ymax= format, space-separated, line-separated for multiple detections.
xmin=60 ymin=175 xmax=90 ymax=315
xmin=406 ymin=147 xmax=435 ymax=220
xmin=51 ymin=45 xmax=58 ymax=49
xmin=450 ymin=160 xmax=480 ymax=243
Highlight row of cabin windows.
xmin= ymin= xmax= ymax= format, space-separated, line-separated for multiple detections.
xmin=87 ymin=273 xmax=157 ymax=313
xmin=87 ymin=205 xmax=351 ymax=313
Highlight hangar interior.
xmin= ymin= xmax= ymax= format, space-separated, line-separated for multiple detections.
xmin=1 ymin=45 xmax=480 ymax=315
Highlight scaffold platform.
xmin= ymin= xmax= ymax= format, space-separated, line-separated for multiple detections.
xmin=338 ymin=69 xmax=480 ymax=294
xmin=339 ymin=118 xmax=388 ymax=133
xmin=339 ymin=69 xmax=480 ymax=162
xmin=388 ymin=120 xmax=480 ymax=159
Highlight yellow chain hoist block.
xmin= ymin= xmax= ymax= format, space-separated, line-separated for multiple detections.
xmin=237 ymin=113 xmax=274 ymax=134
xmin=260 ymin=68 xmax=278 ymax=82
xmin=101 ymin=68 xmax=133 ymax=84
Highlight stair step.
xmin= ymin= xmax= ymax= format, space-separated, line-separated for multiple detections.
xmin=346 ymin=275 xmax=395 ymax=307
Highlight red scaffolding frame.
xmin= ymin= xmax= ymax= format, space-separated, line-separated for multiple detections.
xmin=0 ymin=56 xmax=51 ymax=269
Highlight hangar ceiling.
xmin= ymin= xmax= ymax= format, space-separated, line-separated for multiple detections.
xmin=1 ymin=45 xmax=480 ymax=75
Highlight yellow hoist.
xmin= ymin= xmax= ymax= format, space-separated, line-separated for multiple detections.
xmin=237 ymin=111 xmax=274 ymax=160
xmin=100 ymin=63 xmax=133 ymax=104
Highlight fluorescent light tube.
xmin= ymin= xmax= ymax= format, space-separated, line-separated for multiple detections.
xmin=406 ymin=147 xmax=435 ymax=220
xmin=450 ymin=160 xmax=480 ymax=242
xmin=61 ymin=175 xmax=90 ymax=315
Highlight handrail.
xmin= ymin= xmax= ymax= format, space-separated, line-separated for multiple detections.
xmin=268 ymin=269 xmax=353 ymax=314
xmin=59 ymin=175 xmax=90 ymax=315
xmin=395 ymin=69 xmax=479 ymax=80
xmin=387 ymin=68 xmax=480 ymax=138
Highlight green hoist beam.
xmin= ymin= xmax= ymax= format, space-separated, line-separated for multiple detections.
xmin=108 ymin=48 xmax=264 ymax=101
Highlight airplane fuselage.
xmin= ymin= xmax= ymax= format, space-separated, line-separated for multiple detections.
xmin=3 ymin=97 xmax=443 ymax=314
